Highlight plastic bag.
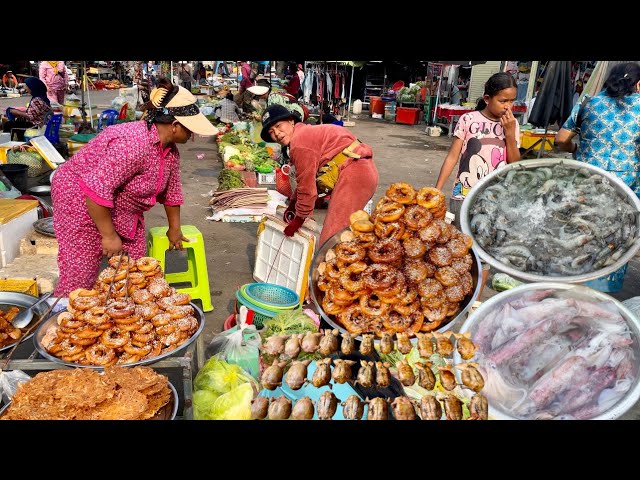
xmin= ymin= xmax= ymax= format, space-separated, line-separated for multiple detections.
xmin=0 ymin=370 xmax=31 ymax=405
xmin=622 ymin=297 xmax=640 ymax=319
xmin=204 ymin=307 xmax=261 ymax=379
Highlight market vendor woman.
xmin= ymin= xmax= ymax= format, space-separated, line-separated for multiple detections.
xmin=51 ymin=82 xmax=218 ymax=296
xmin=260 ymin=104 xmax=378 ymax=246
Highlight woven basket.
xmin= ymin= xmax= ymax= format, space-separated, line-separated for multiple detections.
xmin=6 ymin=149 xmax=47 ymax=177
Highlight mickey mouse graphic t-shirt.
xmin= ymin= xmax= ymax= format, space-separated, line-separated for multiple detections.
xmin=451 ymin=110 xmax=520 ymax=200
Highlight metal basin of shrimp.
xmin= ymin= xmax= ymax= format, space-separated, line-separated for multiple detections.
xmin=456 ymin=283 xmax=640 ymax=420
xmin=460 ymin=158 xmax=640 ymax=283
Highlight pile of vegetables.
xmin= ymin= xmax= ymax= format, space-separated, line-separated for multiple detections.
xmin=260 ymin=309 xmax=319 ymax=339
xmin=193 ymin=355 xmax=259 ymax=420
xmin=217 ymin=169 xmax=245 ymax=191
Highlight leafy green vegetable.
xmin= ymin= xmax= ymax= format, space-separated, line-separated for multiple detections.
xmin=193 ymin=390 xmax=220 ymax=420
xmin=209 ymin=383 xmax=254 ymax=420
xmin=194 ymin=354 xmax=257 ymax=394
xmin=217 ymin=169 xmax=245 ymax=191
xmin=260 ymin=309 xmax=319 ymax=339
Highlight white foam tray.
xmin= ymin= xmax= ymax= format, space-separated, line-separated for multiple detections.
xmin=253 ymin=215 xmax=315 ymax=301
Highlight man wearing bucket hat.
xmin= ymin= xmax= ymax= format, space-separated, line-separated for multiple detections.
xmin=261 ymin=104 xmax=378 ymax=246
xmin=51 ymin=80 xmax=218 ymax=296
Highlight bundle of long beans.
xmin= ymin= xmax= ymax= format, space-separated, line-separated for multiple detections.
xmin=209 ymin=187 xmax=270 ymax=212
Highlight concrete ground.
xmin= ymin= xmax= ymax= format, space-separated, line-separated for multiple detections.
xmin=3 ymin=89 xmax=640 ymax=419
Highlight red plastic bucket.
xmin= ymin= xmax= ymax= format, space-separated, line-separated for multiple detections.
xmin=223 ymin=313 xmax=236 ymax=330
xmin=370 ymin=97 xmax=385 ymax=115
xmin=391 ymin=80 xmax=405 ymax=92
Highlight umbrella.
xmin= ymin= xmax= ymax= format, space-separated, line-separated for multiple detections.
xmin=528 ymin=61 xmax=573 ymax=128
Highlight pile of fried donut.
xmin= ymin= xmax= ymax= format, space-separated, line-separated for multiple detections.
xmin=0 ymin=306 xmax=23 ymax=349
xmin=316 ymin=183 xmax=475 ymax=337
xmin=42 ymin=255 xmax=199 ymax=366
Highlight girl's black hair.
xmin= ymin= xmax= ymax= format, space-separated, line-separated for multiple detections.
xmin=603 ymin=62 xmax=640 ymax=98
xmin=475 ymin=72 xmax=517 ymax=111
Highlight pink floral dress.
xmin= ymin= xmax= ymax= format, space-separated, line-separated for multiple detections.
xmin=51 ymin=121 xmax=183 ymax=296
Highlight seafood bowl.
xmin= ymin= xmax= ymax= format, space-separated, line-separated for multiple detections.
xmin=309 ymin=228 xmax=483 ymax=340
xmin=460 ymin=158 xmax=640 ymax=283
xmin=33 ymin=302 xmax=205 ymax=369
xmin=0 ymin=292 xmax=53 ymax=353
xmin=456 ymin=283 xmax=640 ymax=420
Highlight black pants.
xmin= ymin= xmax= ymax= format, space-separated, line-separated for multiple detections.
xmin=3 ymin=120 xmax=34 ymax=141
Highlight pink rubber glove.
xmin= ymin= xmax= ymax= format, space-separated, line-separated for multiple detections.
xmin=284 ymin=216 xmax=304 ymax=237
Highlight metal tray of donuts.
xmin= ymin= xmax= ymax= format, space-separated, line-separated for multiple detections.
xmin=309 ymin=228 xmax=483 ymax=341
xmin=32 ymin=302 xmax=205 ymax=369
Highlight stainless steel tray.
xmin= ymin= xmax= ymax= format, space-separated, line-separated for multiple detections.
xmin=0 ymin=379 xmax=179 ymax=420
xmin=459 ymin=158 xmax=640 ymax=283
xmin=309 ymin=228 xmax=483 ymax=340
xmin=0 ymin=292 xmax=52 ymax=353
xmin=455 ymin=282 xmax=640 ymax=420
xmin=33 ymin=302 xmax=205 ymax=369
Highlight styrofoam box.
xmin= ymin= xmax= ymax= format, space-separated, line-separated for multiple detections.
xmin=0 ymin=204 xmax=38 ymax=267
xmin=253 ymin=215 xmax=315 ymax=301
xmin=258 ymin=173 xmax=276 ymax=185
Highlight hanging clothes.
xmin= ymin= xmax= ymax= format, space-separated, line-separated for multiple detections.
xmin=334 ymin=72 xmax=341 ymax=99
xmin=325 ymin=72 xmax=333 ymax=101
xmin=341 ymin=72 xmax=346 ymax=102
xmin=303 ymin=68 xmax=313 ymax=103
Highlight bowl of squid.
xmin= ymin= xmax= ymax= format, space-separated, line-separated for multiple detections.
xmin=309 ymin=227 xmax=483 ymax=341
xmin=459 ymin=158 xmax=640 ymax=283
xmin=455 ymin=282 xmax=640 ymax=420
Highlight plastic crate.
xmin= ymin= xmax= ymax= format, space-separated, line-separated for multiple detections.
xmin=396 ymin=107 xmax=420 ymax=125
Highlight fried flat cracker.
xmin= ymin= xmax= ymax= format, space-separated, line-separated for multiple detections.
xmin=104 ymin=365 xmax=166 ymax=392
xmin=89 ymin=389 xmax=149 ymax=420
xmin=53 ymin=369 xmax=115 ymax=409
xmin=139 ymin=387 xmax=173 ymax=420
xmin=139 ymin=379 xmax=167 ymax=397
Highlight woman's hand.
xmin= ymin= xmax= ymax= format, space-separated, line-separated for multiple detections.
xmin=102 ymin=232 xmax=123 ymax=257
xmin=167 ymin=226 xmax=189 ymax=250
xmin=500 ymin=110 xmax=517 ymax=139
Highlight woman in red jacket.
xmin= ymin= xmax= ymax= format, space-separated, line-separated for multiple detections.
xmin=261 ymin=104 xmax=378 ymax=246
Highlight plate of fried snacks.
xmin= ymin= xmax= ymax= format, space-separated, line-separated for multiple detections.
xmin=0 ymin=366 xmax=178 ymax=420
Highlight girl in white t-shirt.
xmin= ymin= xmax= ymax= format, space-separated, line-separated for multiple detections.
xmin=435 ymin=72 xmax=521 ymax=229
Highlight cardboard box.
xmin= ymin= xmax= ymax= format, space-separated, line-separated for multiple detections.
xmin=0 ymin=199 xmax=39 ymax=267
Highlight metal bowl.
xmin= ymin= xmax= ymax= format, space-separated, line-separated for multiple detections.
xmin=309 ymin=228 xmax=483 ymax=340
xmin=460 ymin=158 xmax=640 ymax=283
xmin=0 ymin=292 xmax=52 ymax=353
xmin=455 ymin=282 xmax=640 ymax=420
xmin=33 ymin=302 xmax=205 ymax=369
xmin=27 ymin=185 xmax=51 ymax=195
xmin=0 ymin=379 xmax=179 ymax=420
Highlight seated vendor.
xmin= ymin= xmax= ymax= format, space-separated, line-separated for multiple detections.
xmin=2 ymin=77 xmax=52 ymax=141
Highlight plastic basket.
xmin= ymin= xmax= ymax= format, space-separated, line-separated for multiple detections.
xmin=240 ymin=283 xmax=299 ymax=310
xmin=234 ymin=292 xmax=276 ymax=328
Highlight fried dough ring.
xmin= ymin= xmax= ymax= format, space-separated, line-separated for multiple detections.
xmin=86 ymin=343 xmax=117 ymax=365
xmin=368 ymin=238 xmax=403 ymax=264
xmin=403 ymin=204 xmax=433 ymax=230
xmin=386 ymin=182 xmax=416 ymax=204
xmin=335 ymin=241 xmax=367 ymax=264
xmin=136 ymin=257 xmax=160 ymax=272
xmin=416 ymin=187 xmax=446 ymax=210
xmin=374 ymin=220 xmax=405 ymax=241
xmin=376 ymin=201 xmax=405 ymax=223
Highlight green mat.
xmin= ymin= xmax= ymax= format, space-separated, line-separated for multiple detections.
xmin=70 ymin=133 xmax=98 ymax=143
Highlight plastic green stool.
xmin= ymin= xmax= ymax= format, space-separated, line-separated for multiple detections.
xmin=147 ymin=225 xmax=213 ymax=312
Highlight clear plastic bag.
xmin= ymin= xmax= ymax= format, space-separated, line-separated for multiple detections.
xmin=0 ymin=370 xmax=31 ymax=406
xmin=204 ymin=307 xmax=261 ymax=379
xmin=622 ymin=297 xmax=640 ymax=319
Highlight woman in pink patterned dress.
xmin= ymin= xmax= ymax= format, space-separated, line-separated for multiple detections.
xmin=51 ymin=82 xmax=218 ymax=296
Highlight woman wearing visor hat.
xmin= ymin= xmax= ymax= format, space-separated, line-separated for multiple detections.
xmin=51 ymin=80 xmax=218 ymax=296
xmin=261 ymin=104 xmax=378 ymax=246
